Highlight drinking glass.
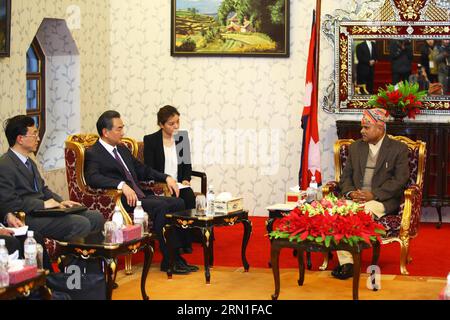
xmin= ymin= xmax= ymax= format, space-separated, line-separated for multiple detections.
xmin=195 ymin=194 xmax=206 ymax=215
xmin=103 ymin=221 xmax=116 ymax=244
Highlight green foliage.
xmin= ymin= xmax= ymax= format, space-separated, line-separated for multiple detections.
xmin=178 ymin=37 xmax=196 ymax=52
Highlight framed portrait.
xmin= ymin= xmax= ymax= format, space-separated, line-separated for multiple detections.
xmin=171 ymin=0 xmax=289 ymax=57
xmin=0 ymin=0 xmax=11 ymax=57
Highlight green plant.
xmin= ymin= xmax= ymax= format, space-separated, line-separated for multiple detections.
xmin=368 ymin=81 xmax=427 ymax=119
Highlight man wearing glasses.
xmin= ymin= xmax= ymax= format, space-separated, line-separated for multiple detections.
xmin=0 ymin=115 xmax=104 ymax=243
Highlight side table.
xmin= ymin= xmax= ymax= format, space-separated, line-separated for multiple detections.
xmin=266 ymin=208 xmax=313 ymax=270
xmin=0 ymin=270 xmax=51 ymax=300
xmin=55 ymin=234 xmax=154 ymax=300
xmin=270 ymin=238 xmax=376 ymax=300
xmin=164 ymin=209 xmax=252 ymax=284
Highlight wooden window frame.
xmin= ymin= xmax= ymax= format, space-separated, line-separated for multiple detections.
xmin=26 ymin=37 xmax=45 ymax=150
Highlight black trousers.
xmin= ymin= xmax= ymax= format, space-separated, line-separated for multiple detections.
xmin=25 ymin=210 xmax=105 ymax=242
xmin=121 ymin=192 xmax=190 ymax=263
xmin=179 ymin=187 xmax=196 ymax=210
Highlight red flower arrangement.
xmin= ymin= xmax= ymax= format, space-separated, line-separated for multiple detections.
xmin=269 ymin=194 xmax=385 ymax=247
xmin=368 ymin=81 xmax=427 ymax=120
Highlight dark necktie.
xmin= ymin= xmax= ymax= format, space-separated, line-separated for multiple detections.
xmin=112 ymin=148 xmax=145 ymax=199
xmin=25 ymin=159 xmax=38 ymax=191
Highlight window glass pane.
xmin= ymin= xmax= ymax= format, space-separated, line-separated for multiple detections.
xmin=26 ymin=79 xmax=38 ymax=110
xmin=26 ymin=46 xmax=39 ymax=73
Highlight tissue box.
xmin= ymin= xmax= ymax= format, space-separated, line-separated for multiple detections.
xmin=123 ymin=225 xmax=142 ymax=242
xmin=214 ymin=197 xmax=243 ymax=214
xmin=8 ymin=265 xmax=38 ymax=285
xmin=285 ymin=191 xmax=306 ymax=203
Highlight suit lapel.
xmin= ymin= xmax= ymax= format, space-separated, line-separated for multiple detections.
xmin=117 ymin=145 xmax=138 ymax=180
xmin=359 ymin=142 xmax=369 ymax=176
xmin=157 ymin=129 xmax=165 ymax=172
xmin=96 ymin=142 xmax=126 ymax=176
xmin=7 ymin=149 xmax=36 ymax=188
xmin=373 ymin=136 xmax=390 ymax=177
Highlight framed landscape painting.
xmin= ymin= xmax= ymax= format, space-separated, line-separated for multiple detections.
xmin=171 ymin=0 xmax=289 ymax=57
xmin=0 ymin=0 xmax=11 ymax=57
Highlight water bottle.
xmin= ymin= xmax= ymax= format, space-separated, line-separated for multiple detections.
xmin=206 ymin=185 xmax=215 ymax=216
xmin=134 ymin=200 xmax=145 ymax=236
xmin=0 ymin=238 xmax=9 ymax=270
xmin=24 ymin=231 xmax=37 ymax=267
xmin=112 ymin=205 xmax=124 ymax=229
xmin=306 ymin=176 xmax=318 ymax=203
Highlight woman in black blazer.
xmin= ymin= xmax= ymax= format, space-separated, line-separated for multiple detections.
xmin=143 ymin=105 xmax=196 ymax=210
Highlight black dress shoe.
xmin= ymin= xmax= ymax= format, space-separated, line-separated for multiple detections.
xmin=179 ymin=261 xmax=199 ymax=272
xmin=331 ymin=263 xmax=353 ymax=280
xmin=178 ymin=256 xmax=199 ymax=272
xmin=160 ymin=262 xmax=191 ymax=275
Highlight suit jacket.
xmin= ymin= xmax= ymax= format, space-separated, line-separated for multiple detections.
xmin=0 ymin=149 xmax=63 ymax=220
xmin=143 ymin=129 xmax=192 ymax=183
xmin=84 ymin=140 xmax=168 ymax=190
xmin=390 ymin=40 xmax=413 ymax=74
xmin=356 ymin=41 xmax=377 ymax=79
xmin=339 ymin=136 xmax=410 ymax=215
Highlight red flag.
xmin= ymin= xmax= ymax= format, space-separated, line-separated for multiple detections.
xmin=299 ymin=11 xmax=321 ymax=190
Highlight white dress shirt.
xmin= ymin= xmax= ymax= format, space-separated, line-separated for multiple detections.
xmin=163 ymin=143 xmax=178 ymax=182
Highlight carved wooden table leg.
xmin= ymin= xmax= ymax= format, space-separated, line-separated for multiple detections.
xmin=371 ymin=241 xmax=380 ymax=266
xmin=352 ymin=251 xmax=361 ymax=300
xmin=297 ymin=249 xmax=305 ymax=286
xmin=201 ymin=227 xmax=213 ymax=284
xmin=140 ymin=243 xmax=153 ymax=300
xmin=266 ymin=217 xmax=275 ymax=267
xmin=241 ymin=219 xmax=252 ymax=272
xmin=105 ymin=258 xmax=116 ymax=300
xmin=270 ymin=242 xmax=281 ymax=300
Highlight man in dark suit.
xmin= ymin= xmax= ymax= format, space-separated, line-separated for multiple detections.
xmin=390 ymin=39 xmax=413 ymax=85
xmin=84 ymin=110 xmax=196 ymax=274
xmin=0 ymin=115 xmax=104 ymax=243
xmin=356 ymin=40 xmax=377 ymax=94
xmin=332 ymin=108 xmax=410 ymax=280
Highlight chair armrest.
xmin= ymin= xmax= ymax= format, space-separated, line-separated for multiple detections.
xmin=76 ymin=186 xmax=133 ymax=225
xmin=322 ymin=181 xmax=339 ymax=197
xmin=192 ymin=170 xmax=207 ymax=195
xmin=399 ymin=184 xmax=422 ymax=239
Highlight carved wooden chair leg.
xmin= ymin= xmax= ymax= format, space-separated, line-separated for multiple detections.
xmin=125 ymin=254 xmax=133 ymax=275
xmin=399 ymin=238 xmax=410 ymax=275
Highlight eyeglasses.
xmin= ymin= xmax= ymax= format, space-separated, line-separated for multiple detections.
xmin=23 ymin=134 xmax=39 ymax=139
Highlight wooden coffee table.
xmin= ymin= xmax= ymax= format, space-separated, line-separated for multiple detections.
xmin=270 ymin=238 xmax=377 ymax=300
xmin=55 ymin=234 xmax=154 ymax=300
xmin=0 ymin=270 xmax=51 ymax=300
xmin=164 ymin=209 xmax=252 ymax=284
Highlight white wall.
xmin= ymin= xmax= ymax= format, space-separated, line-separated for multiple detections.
xmin=109 ymin=0 xmax=319 ymax=216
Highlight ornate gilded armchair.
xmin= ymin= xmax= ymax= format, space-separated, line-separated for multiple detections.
xmin=322 ymin=135 xmax=426 ymax=275
xmin=64 ymin=134 xmax=147 ymax=274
